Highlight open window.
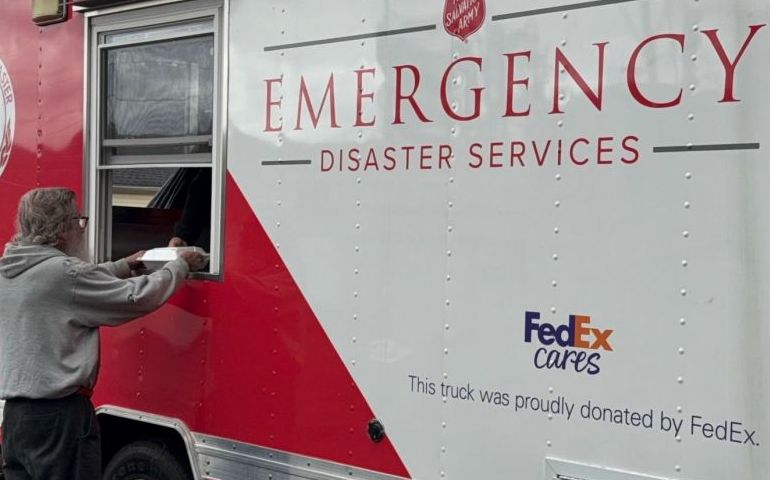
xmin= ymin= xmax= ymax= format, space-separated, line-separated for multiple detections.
xmin=86 ymin=0 xmax=225 ymax=276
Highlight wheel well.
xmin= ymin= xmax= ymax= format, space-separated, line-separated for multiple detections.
xmin=98 ymin=413 xmax=195 ymax=479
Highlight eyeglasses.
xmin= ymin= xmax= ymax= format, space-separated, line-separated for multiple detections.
xmin=72 ymin=216 xmax=89 ymax=229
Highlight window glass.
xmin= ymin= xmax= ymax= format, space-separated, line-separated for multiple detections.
xmin=102 ymin=20 xmax=213 ymax=45
xmin=91 ymin=5 xmax=222 ymax=276
xmin=105 ymin=35 xmax=214 ymax=140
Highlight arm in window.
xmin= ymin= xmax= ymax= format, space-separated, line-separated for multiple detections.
xmin=98 ymin=251 xmax=147 ymax=279
xmin=98 ymin=259 xmax=131 ymax=279
xmin=71 ymin=258 xmax=190 ymax=328
xmin=172 ymin=169 xmax=211 ymax=248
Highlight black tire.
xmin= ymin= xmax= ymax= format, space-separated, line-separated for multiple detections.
xmin=102 ymin=440 xmax=190 ymax=480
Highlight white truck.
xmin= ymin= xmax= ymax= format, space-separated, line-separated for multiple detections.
xmin=0 ymin=0 xmax=768 ymax=479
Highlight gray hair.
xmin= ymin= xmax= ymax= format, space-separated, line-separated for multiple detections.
xmin=14 ymin=188 xmax=78 ymax=247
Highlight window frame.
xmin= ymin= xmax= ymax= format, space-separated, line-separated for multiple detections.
xmin=84 ymin=0 xmax=228 ymax=279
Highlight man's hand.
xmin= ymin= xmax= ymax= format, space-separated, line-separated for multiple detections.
xmin=168 ymin=237 xmax=188 ymax=247
xmin=124 ymin=251 xmax=146 ymax=277
xmin=178 ymin=251 xmax=207 ymax=272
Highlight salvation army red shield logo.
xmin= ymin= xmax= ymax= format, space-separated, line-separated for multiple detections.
xmin=0 ymin=57 xmax=15 ymax=179
xmin=443 ymin=0 xmax=486 ymax=41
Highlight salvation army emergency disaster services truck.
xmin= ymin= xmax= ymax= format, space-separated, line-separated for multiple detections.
xmin=1 ymin=0 xmax=769 ymax=479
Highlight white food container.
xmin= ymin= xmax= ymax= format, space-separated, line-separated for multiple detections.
xmin=137 ymin=247 xmax=209 ymax=271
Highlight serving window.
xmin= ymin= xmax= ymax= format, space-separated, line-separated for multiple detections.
xmin=87 ymin=1 xmax=225 ymax=276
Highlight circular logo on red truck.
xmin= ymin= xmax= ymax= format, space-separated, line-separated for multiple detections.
xmin=0 ymin=57 xmax=15 ymax=178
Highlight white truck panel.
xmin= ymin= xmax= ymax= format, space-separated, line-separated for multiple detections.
xmin=229 ymin=0 xmax=770 ymax=478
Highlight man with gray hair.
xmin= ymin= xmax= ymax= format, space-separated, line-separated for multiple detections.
xmin=0 ymin=187 xmax=205 ymax=480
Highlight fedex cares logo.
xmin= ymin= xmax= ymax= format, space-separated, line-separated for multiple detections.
xmin=524 ymin=311 xmax=614 ymax=376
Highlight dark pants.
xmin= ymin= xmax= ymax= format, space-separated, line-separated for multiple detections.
xmin=1 ymin=394 xmax=100 ymax=480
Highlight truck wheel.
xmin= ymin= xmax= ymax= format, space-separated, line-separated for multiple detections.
xmin=102 ymin=440 xmax=190 ymax=480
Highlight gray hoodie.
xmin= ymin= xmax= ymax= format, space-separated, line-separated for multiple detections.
xmin=0 ymin=244 xmax=189 ymax=400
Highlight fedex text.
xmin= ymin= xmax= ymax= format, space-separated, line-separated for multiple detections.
xmin=524 ymin=311 xmax=614 ymax=375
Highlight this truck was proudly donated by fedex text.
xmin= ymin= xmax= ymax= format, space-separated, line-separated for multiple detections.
xmin=0 ymin=0 xmax=769 ymax=479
